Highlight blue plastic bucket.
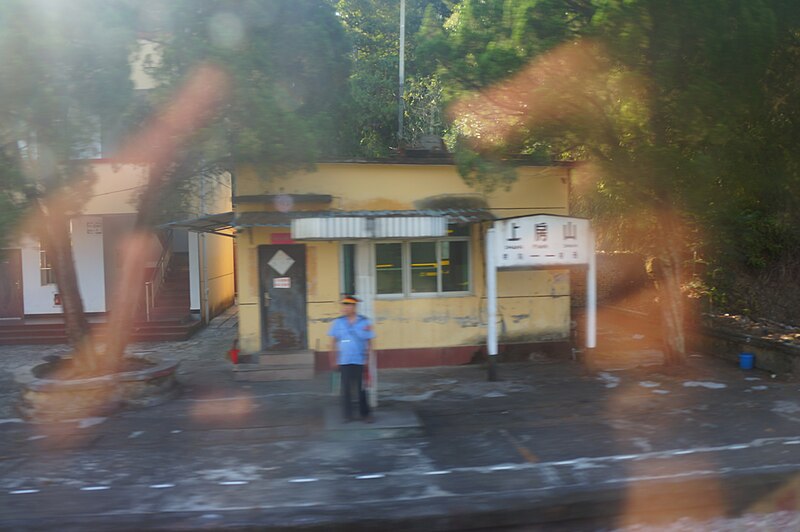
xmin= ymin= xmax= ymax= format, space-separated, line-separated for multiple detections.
xmin=739 ymin=352 xmax=755 ymax=370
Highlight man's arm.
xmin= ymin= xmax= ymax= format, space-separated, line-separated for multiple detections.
xmin=358 ymin=316 xmax=376 ymax=339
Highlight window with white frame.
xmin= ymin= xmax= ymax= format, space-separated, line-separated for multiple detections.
xmin=341 ymin=243 xmax=356 ymax=296
xmin=340 ymin=224 xmax=471 ymax=297
xmin=39 ymin=242 xmax=56 ymax=286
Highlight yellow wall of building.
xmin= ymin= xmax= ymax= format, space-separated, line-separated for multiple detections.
xmin=82 ymin=163 xmax=149 ymax=215
xmin=235 ymin=162 xmax=571 ymax=354
xmin=236 ymin=163 xmax=567 ymax=214
xmin=203 ymin=233 xmax=236 ymax=318
xmin=235 ymin=228 xmax=264 ymax=352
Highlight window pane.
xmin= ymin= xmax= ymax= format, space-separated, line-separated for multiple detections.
xmin=341 ymin=244 xmax=355 ymax=295
xmin=410 ymin=242 xmax=437 ymax=293
xmin=376 ymin=243 xmax=403 ymax=294
xmin=39 ymin=245 xmax=55 ymax=286
xmin=447 ymin=224 xmax=470 ymax=237
xmin=441 ymin=241 xmax=469 ymax=292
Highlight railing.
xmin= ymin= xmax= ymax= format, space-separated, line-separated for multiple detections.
xmin=143 ymin=231 xmax=174 ymax=322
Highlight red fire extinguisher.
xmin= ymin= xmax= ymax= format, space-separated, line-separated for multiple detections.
xmin=228 ymin=339 xmax=240 ymax=364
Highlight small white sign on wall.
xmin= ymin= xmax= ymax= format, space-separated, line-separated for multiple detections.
xmin=86 ymin=220 xmax=103 ymax=235
xmin=273 ymin=277 xmax=291 ymax=289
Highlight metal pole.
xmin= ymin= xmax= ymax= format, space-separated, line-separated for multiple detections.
xmin=145 ymin=282 xmax=152 ymax=322
xmin=397 ymin=0 xmax=406 ymax=145
xmin=586 ymin=227 xmax=597 ymax=349
xmin=486 ymin=227 xmax=498 ymax=381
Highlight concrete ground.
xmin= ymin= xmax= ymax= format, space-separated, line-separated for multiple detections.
xmin=2 ymin=307 xmax=800 ymax=530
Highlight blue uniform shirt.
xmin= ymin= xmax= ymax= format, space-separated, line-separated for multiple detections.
xmin=328 ymin=314 xmax=375 ymax=365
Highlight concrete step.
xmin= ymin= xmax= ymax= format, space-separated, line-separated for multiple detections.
xmin=155 ymin=297 xmax=189 ymax=307
xmin=149 ymin=306 xmax=190 ymax=316
xmin=0 ymin=321 xmax=65 ymax=331
xmin=258 ymin=351 xmax=314 ymax=366
xmin=158 ymin=287 xmax=189 ymax=295
xmin=0 ymin=320 xmax=202 ymax=345
xmin=233 ymin=365 xmax=314 ymax=382
xmin=0 ymin=335 xmax=69 ymax=345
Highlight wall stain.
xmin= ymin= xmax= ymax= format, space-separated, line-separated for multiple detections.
xmin=454 ymin=316 xmax=482 ymax=328
xmin=310 ymin=317 xmax=337 ymax=324
xmin=421 ymin=314 xmax=450 ymax=325
xmin=375 ymin=316 xmax=412 ymax=324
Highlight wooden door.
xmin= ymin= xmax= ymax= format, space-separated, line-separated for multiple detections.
xmin=258 ymin=244 xmax=307 ymax=350
xmin=0 ymin=250 xmax=24 ymax=319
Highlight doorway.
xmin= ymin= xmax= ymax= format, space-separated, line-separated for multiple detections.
xmin=0 ymin=250 xmax=24 ymax=319
xmin=258 ymin=244 xmax=308 ymax=350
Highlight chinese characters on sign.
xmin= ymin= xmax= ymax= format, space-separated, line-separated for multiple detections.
xmin=86 ymin=221 xmax=103 ymax=235
xmin=273 ymin=277 xmax=291 ymax=289
xmin=495 ymin=215 xmax=591 ymax=268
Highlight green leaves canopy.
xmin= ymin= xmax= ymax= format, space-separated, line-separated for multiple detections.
xmin=150 ymin=0 xmax=352 ymax=172
xmin=0 ymin=0 xmax=136 ymax=245
xmin=423 ymin=0 xmax=798 ymax=254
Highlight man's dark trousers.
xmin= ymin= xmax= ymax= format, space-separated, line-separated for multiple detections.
xmin=340 ymin=364 xmax=370 ymax=420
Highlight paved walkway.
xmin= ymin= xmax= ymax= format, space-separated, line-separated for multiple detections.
xmin=2 ymin=307 xmax=800 ymax=530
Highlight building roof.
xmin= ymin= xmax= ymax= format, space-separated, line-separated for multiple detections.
xmin=162 ymin=208 xmax=494 ymax=236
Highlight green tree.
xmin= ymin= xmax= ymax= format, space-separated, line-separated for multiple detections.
xmin=334 ymin=0 xmax=452 ymax=156
xmin=150 ymin=0 xmax=352 ymax=168
xmin=693 ymin=16 xmax=800 ymax=320
xmin=0 ymin=143 xmax=25 ymax=250
xmin=0 ymin=0 xmax=136 ymax=370
xmin=423 ymin=0 xmax=796 ymax=364
xmin=101 ymin=0 xmax=355 ymax=360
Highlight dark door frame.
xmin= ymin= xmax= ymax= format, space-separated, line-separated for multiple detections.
xmin=0 ymin=249 xmax=24 ymax=319
xmin=258 ymin=244 xmax=308 ymax=351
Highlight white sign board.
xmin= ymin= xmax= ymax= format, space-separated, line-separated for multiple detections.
xmin=273 ymin=277 xmax=291 ymax=289
xmin=495 ymin=215 xmax=591 ymax=268
xmin=485 ymin=215 xmax=596 ymax=367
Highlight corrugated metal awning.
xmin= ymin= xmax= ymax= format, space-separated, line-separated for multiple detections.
xmin=161 ymin=208 xmax=494 ymax=236
xmin=292 ymin=216 xmax=448 ymax=240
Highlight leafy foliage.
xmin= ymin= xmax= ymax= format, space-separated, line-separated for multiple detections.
xmin=149 ymin=0 xmax=352 ymax=172
xmin=423 ymin=0 xmax=800 ymax=357
xmin=0 ymin=0 xmax=137 ymax=359
xmin=334 ymin=0 xmax=452 ymax=156
xmin=0 ymin=0 xmax=136 ymax=219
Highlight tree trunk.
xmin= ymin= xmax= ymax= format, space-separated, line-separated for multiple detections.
xmin=102 ymin=229 xmax=151 ymax=362
xmin=102 ymin=163 xmax=175 ymax=361
xmin=649 ymin=210 xmax=687 ymax=366
xmin=38 ymin=202 xmax=98 ymax=372
xmin=101 ymin=63 xmax=230 ymax=363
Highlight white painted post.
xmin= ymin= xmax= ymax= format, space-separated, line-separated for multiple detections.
xmin=586 ymin=227 xmax=597 ymax=349
xmin=486 ymin=227 xmax=498 ymax=380
xmin=355 ymin=241 xmax=378 ymax=407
